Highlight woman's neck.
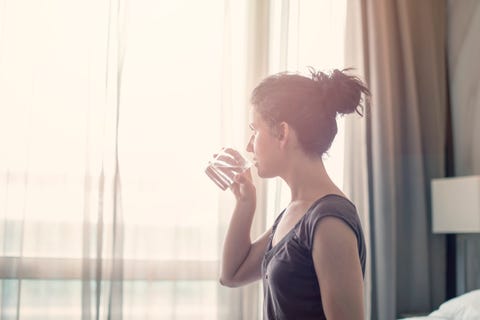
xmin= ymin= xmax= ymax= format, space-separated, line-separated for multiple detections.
xmin=281 ymin=156 xmax=343 ymax=202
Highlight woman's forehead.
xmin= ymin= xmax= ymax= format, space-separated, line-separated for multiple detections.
xmin=248 ymin=107 xmax=255 ymax=119
xmin=249 ymin=109 xmax=263 ymax=124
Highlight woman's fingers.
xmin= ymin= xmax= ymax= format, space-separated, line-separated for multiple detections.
xmin=223 ymin=147 xmax=242 ymax=160
xmin=213 ymin=152 xmax=237 ymax=167
xmin=222 ymin=148 xmax=249 ymax=166
xmin=235 ymin=168 xmax=252 ymax=182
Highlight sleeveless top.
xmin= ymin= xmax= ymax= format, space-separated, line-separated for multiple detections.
xmin=261 ymin=194 xmax=366 ymax=320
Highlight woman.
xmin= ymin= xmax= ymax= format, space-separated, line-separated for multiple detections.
xmin=219 ymin=68 xmax=369 ymax=320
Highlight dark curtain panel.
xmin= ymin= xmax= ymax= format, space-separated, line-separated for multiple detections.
xmin=447 ymin=0 xmax=480 ymax=296
xmin=346 ymin=0 xmax=449 ymax=318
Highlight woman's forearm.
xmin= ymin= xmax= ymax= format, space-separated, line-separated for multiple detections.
xmin=220 ymin=200 xmax=256 ymax=283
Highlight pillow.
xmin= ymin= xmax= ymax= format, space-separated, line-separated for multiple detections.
xmin=429 ymin=290 xmax=480 ymax=320
xmin=398 ymin=317 xmax=446 ymax=320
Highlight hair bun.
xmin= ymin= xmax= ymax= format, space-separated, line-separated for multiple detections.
xmin=310 ymin=68 xmax=370 ymax=116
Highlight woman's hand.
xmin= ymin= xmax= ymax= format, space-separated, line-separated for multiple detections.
xmin=231 ymin=168 xmax=256 ymax=206
xmin=219 ymin=149 xmax=264 ymax=288
xmin=219 ymin=148 xmax=256 ymax=210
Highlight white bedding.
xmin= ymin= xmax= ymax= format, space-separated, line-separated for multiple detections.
xmin=398 ymin=290 xmax=480 ymax=320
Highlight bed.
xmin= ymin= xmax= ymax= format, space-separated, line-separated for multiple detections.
xmin=398 ymin=289 xmax=480 ymax=319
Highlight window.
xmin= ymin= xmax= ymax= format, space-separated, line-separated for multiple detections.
xmin=0 ymin=1 xmax=348 ymax=318
xmin=0 ymin=1 xmax=248 ymax=318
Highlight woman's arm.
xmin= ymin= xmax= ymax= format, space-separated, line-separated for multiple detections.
xmin=312 ymin=216 xmax=365 ymax=320
xmin=220 ymin=219 xmax=272 ymax=287
xmin=219 ymin=167 xmax=271 ymax=287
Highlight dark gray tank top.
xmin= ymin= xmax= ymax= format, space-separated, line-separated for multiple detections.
xmin=261 ymin=194 xmax=366 ymax=320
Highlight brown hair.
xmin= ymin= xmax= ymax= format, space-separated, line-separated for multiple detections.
xmin=250 ymin=68 xmax=370 ymax=157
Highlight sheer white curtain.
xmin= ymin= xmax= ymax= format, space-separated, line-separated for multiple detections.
xmin=263 ymin=0 xmax=349 ymax=229
xmin=264 ymin=2 xmax=370 ymax=319
xmin=343 ymin=1 xmax=372 ymax=319
xmin=0 ymin=0 xmax=253 ymax=319
xmin=0 ymin=0 xmax=355 ymax=319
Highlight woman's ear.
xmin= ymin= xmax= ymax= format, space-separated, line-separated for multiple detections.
xmin=276 ymin=121 xmax=290 ymax=145
xmin=276 ymin=122 xmax=300 ymax=151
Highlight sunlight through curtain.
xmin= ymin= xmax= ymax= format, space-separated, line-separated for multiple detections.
xmin=0 ymin=0 xmax=252 ymax=319
xmin=264 ymin=0 xmax=348 ymax=230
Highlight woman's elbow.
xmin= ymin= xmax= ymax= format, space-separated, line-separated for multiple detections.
xmin=219 ymin=277 xmax=241 ymax=288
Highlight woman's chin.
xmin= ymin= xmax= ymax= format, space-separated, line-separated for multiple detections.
xmin=256 ymin=167 xmax=274 ymax=179
xmin=254 ymin=166 xmax=265 ymax=178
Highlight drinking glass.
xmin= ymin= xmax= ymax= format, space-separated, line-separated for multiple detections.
xmin=205 ymin=148 xmax=251 ymax=190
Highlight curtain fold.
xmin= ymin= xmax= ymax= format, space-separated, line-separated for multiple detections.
xmin=448 ymin=0 xmax=480 ymax=176
xmin=447 ymin=0 xmax=480 ymax=295
xmin=345 ymin=0 xmax=449 ymax=318
xmin=343 ymin=1 xmax=372 ymax=319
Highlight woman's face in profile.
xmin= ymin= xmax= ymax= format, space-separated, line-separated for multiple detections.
xmin=246 ymin=110 xmax=282 ymax=178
